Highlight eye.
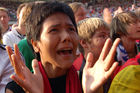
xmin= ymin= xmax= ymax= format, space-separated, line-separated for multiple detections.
xmin=49 ymin=29 xmax=58 ymax=33
xmin=99 ymin=34 xmax=106 ymax=38
xmin=68 ymin=27 xmax=76 ymax=32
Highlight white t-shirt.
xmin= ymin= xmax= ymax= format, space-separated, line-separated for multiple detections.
xmin=0 ymin=44 xmax=15 ymax=93
xmin=2 ymin=29 xmax=25 ymax=47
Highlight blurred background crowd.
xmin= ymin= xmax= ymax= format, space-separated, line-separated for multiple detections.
xmin=0 ymin=0 xmax=140 ymax=24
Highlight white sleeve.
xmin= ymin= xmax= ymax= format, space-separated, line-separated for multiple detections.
xmin=0 ymin=49 xmax=15 ymax=93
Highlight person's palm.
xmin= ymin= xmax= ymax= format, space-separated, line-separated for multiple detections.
xmin=103 ymin=8 xmax=112 ymax=25
xmin=6 ymin=44 xmax=43 ymax=93
xmin=82 ymin=38 xmax=120 ymax=93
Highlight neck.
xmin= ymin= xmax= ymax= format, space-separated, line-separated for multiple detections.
xmin=16 ymin=26 xmax=25 ymax=35
xmin=42 ymin=62 xmax=68 ymax=78
xmin=121 ymin=37 xmax=136 ymax=58
xmin=3 ymin=26 xmax=9 ymax=34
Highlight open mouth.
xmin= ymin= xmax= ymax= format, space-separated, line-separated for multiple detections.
xmin=57 ymin=49 xmax=73 ymax=55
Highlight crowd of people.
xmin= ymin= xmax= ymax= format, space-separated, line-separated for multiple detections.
xmin=0 ymin=0 xmax=140 ymax=93
xmin=0 ymin=0 xmax=140 ymax=22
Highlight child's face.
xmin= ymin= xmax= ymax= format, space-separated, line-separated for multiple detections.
xmin=87 ymin=27 xmax=109 ymax=60
xmin=33 ymin=12 xmax=79 ymax=69
xmin=126 ymin=20 xmax=140 ymax=40
xmin=75 ymin=6 xmax=87 ymax=23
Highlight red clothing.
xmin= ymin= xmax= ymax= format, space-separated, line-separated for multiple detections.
xmin=111 ymin=53 xmax=140 ymax=79
xmin=118 ymin=52 xmax=140 ymax=73
xmin=73 ymin=53 xmax=84 ymax=71
xmin=38 ymin=62 xmax=82 ymax=93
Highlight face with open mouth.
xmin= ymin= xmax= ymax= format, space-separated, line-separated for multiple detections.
xmin=32 ymin=12 xmax=79 ymax=69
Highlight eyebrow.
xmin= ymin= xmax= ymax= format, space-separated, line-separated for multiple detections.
xmin=49 ymin=23 xmax=74 ymax=28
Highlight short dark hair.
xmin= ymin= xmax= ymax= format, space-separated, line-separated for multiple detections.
xmin=26 ymin=1 xmax=77 ymax=60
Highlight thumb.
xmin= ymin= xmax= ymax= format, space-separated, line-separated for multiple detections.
xmin=32 ymin=59 xmax=40 ymax=75
xmin=85 ymin=52 xmax=94 ymax=69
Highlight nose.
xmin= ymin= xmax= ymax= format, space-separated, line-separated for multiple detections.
xmin=61 ymin=30 xmax=71 ymax=43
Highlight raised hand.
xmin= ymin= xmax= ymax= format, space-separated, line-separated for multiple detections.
xmin=103 ymin=8 xmax=112 ymax=25
xmin=113 ymin=6 xmax=123 ymax=17
xmin=6 ymin=44 xmax=43 ymax=93
xmin=82 ymin=38 xmax=120 ymax=93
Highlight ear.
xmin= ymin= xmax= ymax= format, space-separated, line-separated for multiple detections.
xmin=31 ymin=39 xmax=40 ymax=53
xmin=79 ymin=40 xmax=88 ymax=49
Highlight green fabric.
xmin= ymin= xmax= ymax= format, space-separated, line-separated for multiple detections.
xmin=109 ymin=65 xmax=140 ymax=93
xmin=18 ymin=38 xmax=34 ymax=72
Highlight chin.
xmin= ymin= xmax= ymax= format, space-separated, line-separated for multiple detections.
xmin=60 ymin=62 xmax=73 ymax=69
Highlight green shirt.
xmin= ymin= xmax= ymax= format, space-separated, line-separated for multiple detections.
xmin=18 ymin=38 xmax=34 ymax=72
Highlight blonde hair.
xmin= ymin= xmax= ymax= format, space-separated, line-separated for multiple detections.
xmin=20 ymin=3 xmax=33 ymax=26
xmin=69 ymin=2 xmax=85 ymax=14
xmin=78 ymin=17 xmax=109 ymax=42
xmin=17 ymin=3 xmax=27 ymax=16
xmin=0 ymin=7 xmax=9 ymax=15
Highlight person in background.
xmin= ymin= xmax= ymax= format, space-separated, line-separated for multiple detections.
xmin=110 ymin=11 xmax=140 ymax=79
xmin=69 ymin=2 xmax=88 ymax=56
xmin=0 ymin=7 xmax=11 ymax=35
xmin=11 ymin=3 xmax=27 ymax=30
xmin=74 ymin=17 xmax=110 ymax=93
xmin=103 ymin=8 xmax=112 ymax=25
xmin=113 ymin=6 xmax=123 ymax=17
xmin=3 ymin=3 xmax=27 ymax=47
xmin=108 ymin=6 xmax=140 ymax=93
xmin=0 ymin=17 xmax=15 ymax=93
xmin=5 ymin=2 xmax=35 ymax=93
xmin=69 ymin=2 xmax=87 ymax=23
xmin=6 ymin=1 xmax=120 ymax=93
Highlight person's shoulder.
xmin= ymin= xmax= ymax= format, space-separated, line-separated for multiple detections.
xmin=118 ymin=53 xmax=140 ymax=72
xmin=0 ymin=44 xmax=10 ymax=63
xmin=18 ymin=38 xmax=28 ymax=48
xmin=18 ymin=38 xmax=27 ymax=44
xmin=3 ymin=29 xmax=18 ymax=40
xmin=3 ymin=29 xmax=15 ymax=37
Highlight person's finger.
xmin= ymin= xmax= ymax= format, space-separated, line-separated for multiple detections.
xmin=14 ymin=44 xmax=25 ymax=66
xmin=32 ymin=59 xmax=41 ymax=75
xmin=99 ymin=38 xmax=111 ymax=60
xmin=14 ymin=44 xmax=21 ymax=59
xmin=6 ymin=46 xmax=14 ymax=66
xmin=11 ymin=54 xmax=25 ymax=80
xmin=85 ymin=52 xmax=94 ymax=69
xmin=104 ymin=38 xmax=120 ymax=71
xmin=105 ymin=62 xmax=118 ymax=78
